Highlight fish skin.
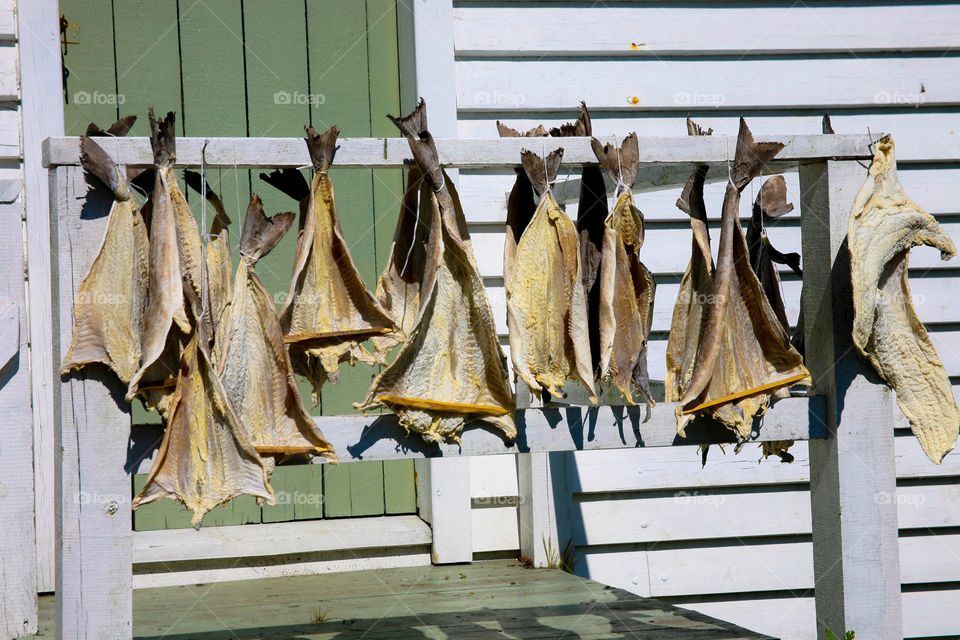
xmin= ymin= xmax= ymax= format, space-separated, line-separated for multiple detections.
xmin=849 ymin=136 xmax=959 ymax=463
xmin=215 ymin=196 xmax=337 ymax=469
xmin=357 ymin=99 xmax=515 ymax=444
xmin=279 ymin=126 xmax=394 ymax=405
xmin=676 ymin=120 xmax=810 ymax=439
xmin=507 ymin=147 xmax=597 ymax=404
xmin=592 ymin=134 xmax=656 ymax=408
xmin=184 ymin=169 xmax=233 ymax=334
xmin=746 ymin=175 xmax=799 ymax=334
xmin=60 ymin=136 xmax=149 ymax=384
xmin=132 ymin=336 xmax=274 ymax=528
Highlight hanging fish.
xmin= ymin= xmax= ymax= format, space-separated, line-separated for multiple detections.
xmin=551 ymin=103 xmax=608 ymax=375
xmin=746 ymin=175 xmax=800 ymax=334
xmin=85 ymin=114 xmax=137 ymax=138
xmin=849 ymin=136 xmax=959 ymax=463
xmin=356 ymin=99 xmax=516 ymax=444
xmin=506 ymin=147 xmax=596 ymax=404
xmin=215 ymin=195 xmax=337 ymax=469
xmin=184 ymin=170 xmax=233 ymax=332
xmin=132 ymin=334 xmax=274 ymax=528
xmin=127 ymin=110 xmax=203 ymax=412
xmin=665 ymin=118 xmax=714 ymax=406
xmin=591 ymin=133 xmax=656 ymax=408
xmin=496 ymin=121 xmax=547 ymax=287
xmin=675 ymin=119 xmax=811 ymax=439
xmin=60 ymin=135 xmax=149 ymax=385
xmin=279 ymin=125 xmax=394 ymax=405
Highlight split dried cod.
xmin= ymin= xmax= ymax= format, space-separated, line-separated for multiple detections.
xmin=60 ymin=135 xmax=149 ymax=384
xmin=497 ymin=121 xmax=547 ymax=287
xmin=279 ymin=126 xmax=394 ymax=404
xmin=849 ymin=136 xmax=959 ymax=463
xmin=356 ymin=99 xmax=515 ymax=444
xmin=184 ymin=170 xmax=233 ymax=333
xmin=127 ymin=110 xmax=202 ymax=413
xmin=665 ymin=119 xmax=714 ymax=405
xmin=506 ymin=148 xmax=596 ymax=404
xmin=746 ymin=175 xmax=800 ymax=333
xmin=675 ymin=119 xmax=810 ymax=439
xmin=216 ymin=196 xmax=337 ymax=468
xmin=132 ymin=334 xmax=274 ymax=528
xmin=591 ymin=133 xmax=656 ymax=407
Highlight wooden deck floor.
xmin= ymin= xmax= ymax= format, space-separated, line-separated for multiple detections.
xmin=30 ymin=560 xmax=773 ymax=639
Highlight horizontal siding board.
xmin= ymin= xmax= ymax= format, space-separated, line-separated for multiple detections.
xmin=454 ymin=4 xmax=960 ymax=56
xmin=470 ymin=455 xmax=519 ymax=498
xmin=471 ymin=506 xmax=519 ymax=553
xmin=457 ymin=57 xmax=959 ymax=111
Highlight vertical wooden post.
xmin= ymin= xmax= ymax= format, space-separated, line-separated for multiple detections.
xmin=517 ymin=453 xmax=560 ymax=567
xmin=19 ymin=0 xmax=65 ymax=593
xmin=800 ymin=160 xmax=903 ymax=639
xmin=401 ymin=0 xmax=473 ymax=564
xmin=52 ymin=166 xmax=133 ymax=639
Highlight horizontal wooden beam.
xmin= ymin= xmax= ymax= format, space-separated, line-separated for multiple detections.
xmin=43 ymin=134 xmax=873 ymax=169
xmin=132 ymin=515 xmax=431 ymax=564
xmin=314 ymin=396 xmax=825 ymax=463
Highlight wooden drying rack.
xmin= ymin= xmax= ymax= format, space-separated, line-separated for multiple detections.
xmin=42 ymin=133 xmax=902 ymax=639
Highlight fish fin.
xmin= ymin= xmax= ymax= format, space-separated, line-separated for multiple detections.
xmin=183 ymin=169 xmax=230 ymax=230
xmin=732 ymin=118 xmax=783 ymax=191
xmin=148 ymin=108 xmax=176 ymax=167
xmin=756 ymin=176 xmax=794 ymax=219
xmin=590 ymin=133 xmax=639 ymax=188
xmin=239 ymin=194 xmax=294 ymax=260
xmin=549 ymin=101 xmax=592 ymax=137
xmin=258 ymin=168 xmax=310 ymax=203
xmin=79 ymin=136 xmax=123 ymax=196
xmin=686 ymin=117 xmax=713 ymax=137
xmin=497 ymin=121 xmax=548 ymax=138
xmin=389 ymin=99 xmax=445 ymax=191
xmin=304 ymin=125 xmax=339 ymax=172
xmin=520 ymin=148 xmax=563 ymax=197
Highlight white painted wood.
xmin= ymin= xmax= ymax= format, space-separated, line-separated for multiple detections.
xmin=20 ymin=0 xmax=64 ymax=595
xmin=132 ymin=550 xmax=432 ymax=589
xmin=0 ymin=107 xmax=21 ymax=159
xmin=517 ymin=453 xmax=560 ymax=566
xmin=670 ymin=595 xmax=816 ymax=640
xmin=471 ymin=506 xmax=519 ymax=553
xmin=42 ymin=133 xmax=876 ymax=168
xmin=800 ymin=160 xmax=902 ymax=639
xmin=0 ymin=0 xmax=14 ymax=41
xmin=133 ymin=516 xmax=430 ymax=564
xmin=456 ymin=57 xmax=954 ymax=111
xmin=0 ymin=197 xmax=37 ymax=639
xmin=469 ymin=455 xmax=518 ymax=498
xmin=53 ymin=166 xmax=132 ymax=639
xmin=0 ymin=44 xmax=17 ymax=100
xmin=417 ymin=456 xmax=473 ymax=563
xmin=454 ymin=4 xmax=960 ymax=56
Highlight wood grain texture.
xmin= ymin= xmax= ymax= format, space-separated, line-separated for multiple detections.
xmin=801 ymin=160 xmax=902 ymax=639
xmin=20 ymin=0 xmax=64 ymax=598
xmin=53 ymin=166 xmax=133 ymax=639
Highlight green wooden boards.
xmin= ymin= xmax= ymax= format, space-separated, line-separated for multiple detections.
xmin=61 ymin=1 xmax=417 ymax=531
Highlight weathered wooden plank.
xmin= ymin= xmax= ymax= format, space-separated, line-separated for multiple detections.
xmin=0 ymin=198 xmax=37 ymax=638
xmin=0 ymin=0 xmax=15 ymax=41
xmin=454 ymin=4 xmax=960 ymax=57
xmin=472 ymin=506 xmax=519 ymax=553
xmin=801 ymin=159 xmax=902 ymax=639
xmin=470 ymin=455 xmax=518 ymax=498
xmin=322 ymin=464 xmax=353 ymax=518
xmin=456 ymin=57 xmax=956 ymax=111
xmin=20 ymin=0 xmax=65 ymax=598
xmin=59 ymin=0 xmax=117 ymax=134
xmin=132 ymin=515 xmax=431 ymax=564
xmin=42 ymin=133 xmax=876 ymax=168
xmin=518 ymin=452 xmax=560 ymax=566
xmin=383 ymin=459 xmax=417 ymax=514
xmin=53 ymin=165 xmax=133 ymax=638
xmin=318 ymin=396 xmax=822 ymax=463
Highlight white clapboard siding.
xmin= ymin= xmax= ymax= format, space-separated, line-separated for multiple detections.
xmin=457 ymin=58 xmax=956 ymax=112
xmin=471 ymin=505 xmax=519 ymax=554
xmin=453 ymin=2 xmax=960 ymax=635
xmin=470 ymin=454 xmax=519 ymax=498
xmin=0 ymin=0 xmax=14 ymax=41
xmin=454 ymin=4 xmax=960 ymax=57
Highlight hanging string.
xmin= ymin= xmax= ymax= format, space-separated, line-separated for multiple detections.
xmin=199 ymin=139 xmax=209 ymax=321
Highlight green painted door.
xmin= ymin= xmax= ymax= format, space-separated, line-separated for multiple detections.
xmin=60 ymin=0 xmax=416 ymax=530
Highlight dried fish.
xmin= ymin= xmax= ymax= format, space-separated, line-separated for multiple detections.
xmin=665 ymin=119 xmax=714 ymax=405
xmin=132 ymin=335 xmax=274 ymax=528
xmin=60 ymin=135 xmax=149 ymax=384
xmin=279 ymin=125 xmax=394 ymax=405
xmin=506 ymin=147 xmax=597 ymax=404
xmin=497 ymin=121 xmax=547 ymax=287
xmin=746 ymin=175 xmax=799 ymax=333
xmin=184 ymin=170 xmax=233 ymax=332
xmin=356 ymin=99 xmax=515 ymax=444
xmin=591 ymin=133 xmax=656 ymax=407
xmin=676 ymin=119 xmax=810 ymax=439
xmin=216 ymin=196 xmax=337 ymax=468
xmin=85 ymin=114 xmax=137 ymax=138
xmin=849 ymin=136 xmax=959 ymax=463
